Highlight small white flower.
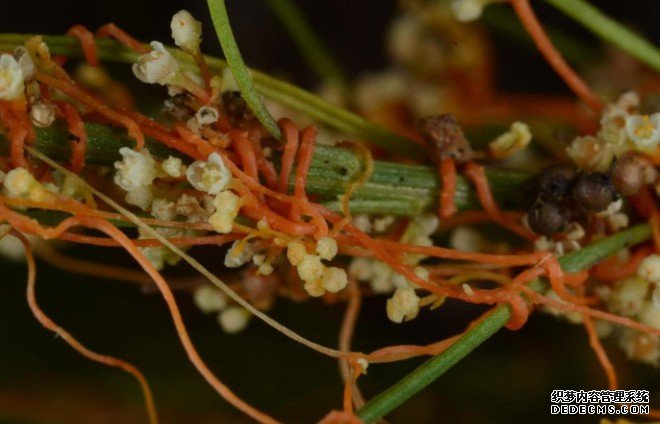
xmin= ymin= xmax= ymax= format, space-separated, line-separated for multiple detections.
xmin=304 ymin=278 xmax=325 ymax=297
xmin=257 ymin=261 xmax=274 ymax=276
xmin=316 ymin=237 xmax=338 ymax=261
xmin=348 ymin=257 xmax=374 ymax=282
xmin=286 ymin=241 xmax=307 ymax=266
xmin=0 ymin=225 xmax=29 ymax=262
xmin=60 ymin=174 xmax=88 ymax=200
xmin=132 ymin=41 xmax=180 ymax=85
xmin=450 ymin=226 xmax=485 ymax=252
xmin=208 ymin=190 xmax=240 ymax=234
xmin=186 ymin=152 xmax=232 ymax=195
xmin=609 ymin=276 xmax=649 ymax=317
xmin=451 ymin=0 xmax=496 ymax=22
xmin=175 ymin=193 xmax=209 ymax=223
xmin=196 ymin=106 xmax=219 ymax=126
xmin=194 ymin=284 xmax=227 ymax=314
xmin=321 ymin=267 xmax=348 ymax=293
xmin=218 ymin=306 xmax=250 ymax=334
xmin=619 ymin=328 xmax=659 ymax=366
xmin=352 ymin=214 xmax=372 ymax=233
xmin=607 ymin=212 xmax=629 ymax=232
xmin=386 ymin=287 xmax=420 ymax=323
xmin=171 ymin=10 xmax=202 ymax=54
xmin=161 ymin=156 xmax=185 ymax=178
xmin=297 ymin=254 xmax=324 ymax=282
xmin=125 ymin=186 xmax=154 ymax=210
xmin=638 ymin=254 xmax=660 ymax=284
xmin=13 ymin=46 xmax=35 ymax=80
xmin=151 ymin=198 xmax=176 ymax=221
xmin=29 ymin=100 xmax=55 ymax=128
xmin=0 ymin=54 xmax=25 ymax=101
xmin=224 ymin=240 xmax=254 ymax=268
xmin=566 ymin=135 xmax=614 ymax=172
xmin=626 ymin=113 xmax=660 ymax=150
xmin=4 ymin=168 xmax=36 ymax=197
xmin=113 ymin=147 xmax=157 ymax=191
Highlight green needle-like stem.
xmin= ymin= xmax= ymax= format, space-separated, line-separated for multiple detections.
xmin=0 ymin=122 xmax=529 ymax=218
xmin=207 ymin=0 xmax=282 ymax=139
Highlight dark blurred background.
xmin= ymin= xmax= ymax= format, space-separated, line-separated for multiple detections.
xmin=0 ymin=1 xmax=659 ymax=423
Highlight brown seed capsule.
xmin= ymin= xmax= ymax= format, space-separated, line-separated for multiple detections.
xmin=418 ymin=114 xmax=473 ymax=164
xmin=611 ymin=156 xmax=644 ymax=196
xmin=573 ymin=172 xmax=616 ymax=212
xmin=527 ymin=197 xmax=567 ymax=236
xmin=221 ymin=90 xmax=252 ymax=121
xmin=536 ymin=165 xmax=576 ymax=201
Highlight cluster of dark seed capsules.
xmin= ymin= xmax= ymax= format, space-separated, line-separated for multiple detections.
xmin=525 ymin=156 xmax=645 ymax=236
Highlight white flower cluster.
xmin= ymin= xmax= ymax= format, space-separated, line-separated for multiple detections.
xmin=533 ymin=222 xmax=584 ymax=257
xmin=348 ymin=215 xmax=438 ymax=323
xmin=185 ymin=153 xmax=240 ymax=235
xmin=193 ymin=284 xmax=251 ymax=334
xmin=114 ymin=147 xmax=157 ymax=191
xmin=567 ymin=92 xmax=660 ymax=171
xmin=208 ymin=190 xmax=240 ymax=234
xmin=287 ymin=237 xmax=348 ymax=297
xmin=113 ymin=147 xmax=158 ymax=210
xmin=2 ymin=168 xmax=50 ymax=202
xmin=576 ymin=254 xmax=660 ymax=367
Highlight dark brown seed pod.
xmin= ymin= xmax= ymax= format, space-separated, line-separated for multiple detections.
xmin=611 ymin=156 xmax=644 ymax=196
xmin=536 ymin=165 xmax=577 ymax=201
xmin=418 ymin=114 xmax=473 ymax=164
xmin=573 ymin=172 xmax=616 ymax=212
xmin=527 ymin=197 xmax=567 ymax=236
xmin=221 ymin=90 xmax=252 ymax=121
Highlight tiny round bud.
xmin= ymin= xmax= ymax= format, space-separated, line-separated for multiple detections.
xmin=573 ymin=173 xmax=616 ymax=212
xmin=611 ymin=156 xmax=644 ymax=196
xmin=171 ymin=10 xmax=202 ymax=54
xmin=527 ymin=198 xmax=567 ymax=236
